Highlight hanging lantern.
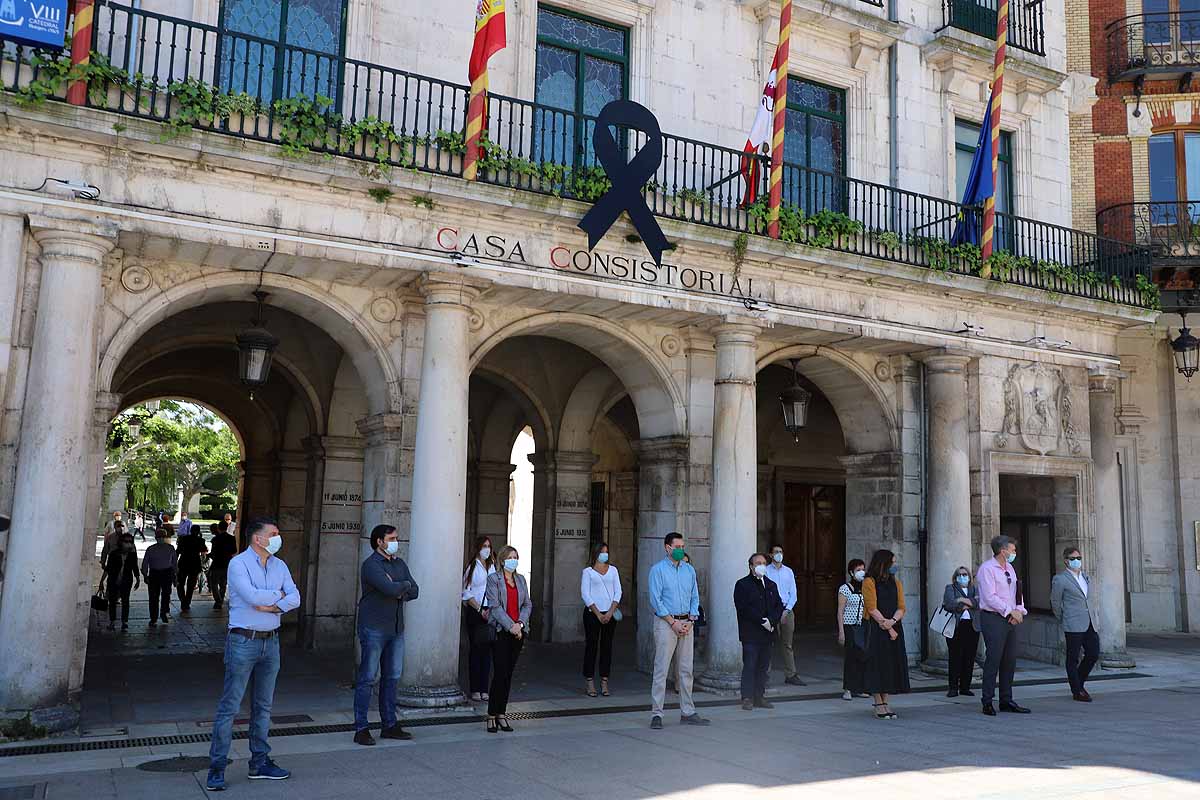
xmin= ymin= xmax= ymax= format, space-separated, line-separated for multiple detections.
xmin=778 ymin=358 xmax=812 ymax=442
xmin=1171 ymin=311 xmax=1200 ymax=380
xmin=236 ymin=290 xmax=279 ymax=394
xmin=125 ymin=415 xmax=142 ymax=441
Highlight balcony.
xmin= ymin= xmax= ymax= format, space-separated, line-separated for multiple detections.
xmin=1097 ymin=200 xmax=1200 ymax=307
xmin=1106 ymin=13 xmax=1200 ymax=85
xmin=0 ymin=1 xmax=1153 ymax=308
xmin=937 ymin=0 xmax=1046 ymax=57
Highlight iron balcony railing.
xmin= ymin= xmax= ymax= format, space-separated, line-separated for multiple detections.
xmin=938 ymin=0 xmax=1046 ymax=57
xmin=0 ymin=0 xmax=1153 ymax=308
xmin=1097 ymin=201 xmax=1200 ymax=264
xmin=1106 ymin=12 xmax=1200 ymax=82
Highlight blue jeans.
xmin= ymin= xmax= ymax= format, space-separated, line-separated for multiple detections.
xmin=354 ymin=628 xmax=405 ymax=731
xmin=209 ymin=632 xmax=280 ymax=770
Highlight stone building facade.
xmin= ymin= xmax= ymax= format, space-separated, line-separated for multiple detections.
xmin=0 ymin=0 xmax=1170 ymax=727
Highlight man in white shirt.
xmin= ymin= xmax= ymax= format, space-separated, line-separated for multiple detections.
xmin=766 ymin=545 xmax=805 ymax=686
xmin=1050 ymin=546 xmax=1100 ymax=703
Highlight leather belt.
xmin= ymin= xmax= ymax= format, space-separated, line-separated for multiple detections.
xmin=230 ymin=627 xmax=277 ymax=640
xmin=671 ymin=614 xmax=691 ymax=620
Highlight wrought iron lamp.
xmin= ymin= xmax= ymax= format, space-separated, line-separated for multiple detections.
xmin=1171 ymin=311 xmax=1200 ymax=380
xmin=235 ymin=290 xmax=279 ymax=396
xmin=778 ymin=359 xmax=812 ymax=442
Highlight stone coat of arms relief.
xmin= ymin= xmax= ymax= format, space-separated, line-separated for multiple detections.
xmin=995 ymin=363 xmax=1082 ymax=456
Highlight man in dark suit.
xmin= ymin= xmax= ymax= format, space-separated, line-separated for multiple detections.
xmin=1050 ymin=546 xmax=1101 ymax=702
xmin=734 ymin=552 xmax=785 ymax=711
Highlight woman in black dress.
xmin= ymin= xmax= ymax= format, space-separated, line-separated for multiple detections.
xmin=862 ymin=549 xmax=910 ymax=719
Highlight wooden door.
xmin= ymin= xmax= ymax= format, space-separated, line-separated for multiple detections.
xmin=782 ymin=483 xmax=846 ymax=626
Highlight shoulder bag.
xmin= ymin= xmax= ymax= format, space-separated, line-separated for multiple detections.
xmin=928 ymin=605 xmax=957 ymax=639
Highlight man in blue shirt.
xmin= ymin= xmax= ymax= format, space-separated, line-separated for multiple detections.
xmin=353 ymin=524 xmax=419 ymax=746
xmin=647 ymin=532 xmax=709 ymax=730
xmin=206 ymin=518 xmax=300 ymax=792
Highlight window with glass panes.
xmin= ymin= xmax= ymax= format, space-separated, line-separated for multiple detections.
xmin=781 ymin=80 xmax=846 ymax=213
xmin=955 ymin=119 xmax=1014 ymax=248
xmin=1149 ymin=131 xmax=1200 ymax=225
xmin=1141 ymin=0 xmax=1200 ymax=47
xmin=217 ymin=0 xmax=347 ymax=104
xmin=533 ymin=6 xmax=628 ymax=168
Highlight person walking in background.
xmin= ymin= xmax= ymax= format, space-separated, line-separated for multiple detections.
xmin=648 ymin=533 xmax=708 ymax=730
xmin=103 ymin=531 xmax=140 ymax=631
xmin=209 ymin=520 xmax=238 ymax=610
xmin=766 ymin=545 xmax=804 ymax=687
xmin=353 ymin=524 xmax=418 ymax=746
xmin=176 ymin=525 xmax=208 ymax=613
xmin=837 ymin=558 xmax=869 ymax=701
xmin=461 ymin=535 xmax=495 ymax=703
xmin=224 ymin=512 xmax=237 ymax=540
xmin=100 ymin=520 xmax=125 ymax=571
xmin=862 ymin=549 xmax=910 ymax=719
xmin=734 ymin=553 xmax=784 ymax=711
xmin=104 ymin=510 xmax=123 ymax=537
xmin=206 ymin=518 xmax=300 ymax=791
xmin=177 ymin=511 xmax=193 ymax=539
xmin=976 ymin=534 xmax=1030 ymax=716
xmin=484 ymin=546 xmax=532 ymax=733
xmin=581 ymin=541 xmax=622 ymax=698
xmin=142 ymin=527 xmax=177 ymax=626
xmin=1051 ymin=546 xmax=1100 ymax=703
xmin=944 ymin=566 xmax=980 ymax=697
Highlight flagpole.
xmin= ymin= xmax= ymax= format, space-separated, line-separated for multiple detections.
xmin=979 ymin=0 xmax=1009 ymax=277
xmin=766 ymin=0 xmax=791 ymax=240
xmin=464 ymin=76 xmax=487 ymax=182
xmin=66 ymin=0 xmax=95 ymax=107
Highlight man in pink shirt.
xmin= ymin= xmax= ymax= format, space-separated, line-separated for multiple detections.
xmin=975 ymin=534 xmax=1031 ymax=716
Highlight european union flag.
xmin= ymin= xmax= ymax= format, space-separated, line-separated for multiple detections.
xmin=951 ymin=90 xmax=995 ymax=246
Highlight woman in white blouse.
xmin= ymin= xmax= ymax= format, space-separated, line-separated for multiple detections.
xmin=836 ymin=558 xmax=869 ymax=701
xmin=581 ymin=542 xmax=622 ymax=697
xmin=462 ymin=535 xmax=496 ymax=702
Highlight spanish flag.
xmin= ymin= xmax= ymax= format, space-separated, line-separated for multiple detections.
xmin=464 ymin=0 xmax=506 ymax=180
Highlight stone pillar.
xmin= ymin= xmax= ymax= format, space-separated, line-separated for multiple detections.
xmin=0 ymin=220 xmax=115 ymax=727
xmin=397 ymin=277 xmax=483 ymax=707
xmin=310 ymin=434 xmax=367 ymax=649
xmin=551 ymin=450 xmax=597 ymax=642
xmin=528 ymin=451 xmax=556 ymax=641
xmin=1089 ymin=370 xmax=1134 ymax=667
xmin=922 ymin=353 xmax=974 ymax=665
xmin=634 ymin=437 xmax=689 ymax=671
xmin=475 ymin=459 xmax=515 ymax=555
xmin=698 ymin=322 xmax=759 ymax=690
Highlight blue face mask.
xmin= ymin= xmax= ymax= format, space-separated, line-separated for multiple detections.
xmin=504 ymin=558 xmax=519 ymax=572
xmin=1067 ymin=558 xmax=1082 ymax=570
xmin=957 ymin=575 xmax=970 ymax=586
xmin=598 ymin=552 xmax=609 ymax=564
xmin=1007 ymin=553 xmax=1017 ymax=564
xmin=888 ymin=564 xmax=899 ymax=575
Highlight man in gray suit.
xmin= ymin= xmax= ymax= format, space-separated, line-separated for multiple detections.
xmin=1050 ymin=546 xmax=1100 ymax=702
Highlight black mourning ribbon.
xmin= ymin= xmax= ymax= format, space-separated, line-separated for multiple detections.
xmin=577 ymin=100 xmax=671 ymax=266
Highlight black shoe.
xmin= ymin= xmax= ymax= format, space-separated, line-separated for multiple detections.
xmin=999 ymin=702 xmax=1031 ymax=714
xmin=380 ymin=724 xmax=413 ymax=740
xmin=981 ymin=703 xmax=997 ymax=716
xmin=353 ymin=729 xmax=376 ymax=746
xmin=650 ymin=716 xmax=663 ymax=730
xmin=107 ymin=623 xmax=115 ymax=631
xmin=213 ymin=602 xmax=222 ymax=610
xmin=741 ymin=699 xmax=754 ymax=711
xmin=784 ymin=675 xmax=806 ymax=686
xmin=960 ymin=689 xmax=975 ymax=697
xmin=753 ymin=699 xmax=774 ymax=709
xmin=121 ymin=623 xmax=129 ymax=631
xmin=486 ymin=717 xmax=498 ymax=734
xmin=680 ymin=714 xmax=710 ymax=726
xmin=947 ymin=688 xmax=959 ymax=698
xmin=149 ymin=620 xmax=157 ymax=627
xmin=1073 ymin=692 xmax=1092 ymax=703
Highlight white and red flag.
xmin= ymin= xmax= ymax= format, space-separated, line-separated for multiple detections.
xmin=740 ymin=45 xmax=782 ymax=206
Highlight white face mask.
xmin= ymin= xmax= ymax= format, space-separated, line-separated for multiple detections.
xmin=265 ymin=535 xmax=282 ymax=555
xmin=853 ymin=570 xmax=866 ymax=582
xmin=385 ymin=540 xmax=399 ymax=556
xmin=772 ymin=552 xmax=783 ymax=563
xmin=598 ymin=552 xmax=609 ymax=564
xmin=480 ymin=547 xmax=491 ymax=560
xmin=753 ymin=564 xmax=768 ymax=577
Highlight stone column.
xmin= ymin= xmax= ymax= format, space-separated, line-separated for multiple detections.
xmin=923 ymin=353 xmax=974 ymax=665
xmin=698 ymin=322 xmax=759 ymax=690
xmin=634 ymin=436 xmax=689 ymax=670
xmin=1089 ymin=370 xmax=1135 ymax=667
xmin=474 ymin=459 xmax=515 ymax=555
xmin=528 ymin=451 xmax=556 ymax=640
xmin=397 ymin=276 xmax=483 ymax=707
xmin=0 ymin=220 xmax=115 ymax=727
xmin=551 ymin=450 xmax=597 ymax=642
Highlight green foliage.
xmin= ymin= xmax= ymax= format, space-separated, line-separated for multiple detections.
xmin=412 ymin=195 xmax=435 ymax=210
xmin=16 ymin=51 xmax=138 ymax=108
xmin=0 ymin=714 xmax=47 ymax=742
xmin=367 ymin=187 xmax=393 ymax=204
xmin=161 ymin=78 xmax=258 ymax=141
xmin=1135 ymin=273 xmax=1162 ymax=309
xmin=342 ymin=116 xmax=410 ymax=177
xmin=272 ymin=94 xmax=339 ymax=158
xmin=432 ymin=129 xmax=466 ymax=154
xmin=732 ymin=232 xmax=748 ymax=272
xmin=871 ymin=230 xmax=902 ymax=252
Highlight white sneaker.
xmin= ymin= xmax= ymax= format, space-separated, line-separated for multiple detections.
xmin=842 ymin=690 xmax=852 ymax=701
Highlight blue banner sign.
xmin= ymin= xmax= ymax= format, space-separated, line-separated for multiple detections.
xmin=0 ymin=0 xmax=69 ymax=50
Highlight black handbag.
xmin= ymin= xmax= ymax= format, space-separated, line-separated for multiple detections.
xmin=849 ymin=623 xmax=869 ymax=660
xmin=91 ymin=584 xmax=108 ymax=611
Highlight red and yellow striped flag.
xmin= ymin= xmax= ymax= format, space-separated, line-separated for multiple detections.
xmin=464 ymin=0 xmax=507 ymax=181
xmin=66 ymin=0 xmax=96 ymax=106
xmin=979 ymin=0 xmax=1009 ymax=276
xmin=766 ymin=0 xmax=791 ymax=239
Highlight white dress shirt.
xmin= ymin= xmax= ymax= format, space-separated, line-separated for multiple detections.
xmin=461 ymin=559 xmax=496 ymax=606
xmin=581 ymin=566 xmax=622 ymax=611
xmin=1071 ymin=569 xmax=1088 ymax=596
xmin=957 ymin=586 xmax=971 ymax=619
xmin=765 ymin=562 xmax=797 ymax=612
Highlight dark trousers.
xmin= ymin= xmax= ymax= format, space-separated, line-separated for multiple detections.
xmin=463 ymin=607 xmax=492 ymax=695
xmin=487 ymin=630 xmax=524 ymax=716
xmin=177 ymin=569 xmax=199 ymax=609
xmin=947 ymin=617 xmax=980 ymax=691
xmin=210 ymin=566 xmax=228 ymax=606
xmin=740 ymin=640 xmax=771 ymax=702
xmin=147 ymin=571 xmax=173 ymax=622
xmin=842 ymin=624 xmax=866 ymax=694
xmin=979 ymin=611 xmax=1019 ymax=705
xmin=582 ymin=610 xmax=617 ymax=679
xmin=1064 ymin=625 xmax=1100 ymax=695
xmin=107 ymin=582 xmax=132 ymax=623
